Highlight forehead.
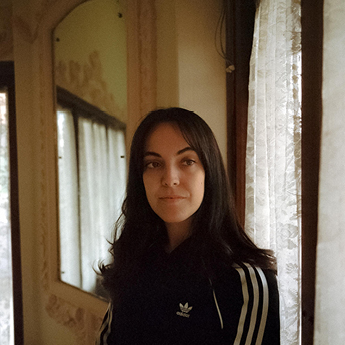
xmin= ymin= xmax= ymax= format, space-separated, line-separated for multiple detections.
xmin=145 ymin=122 xmax=189 ymax=150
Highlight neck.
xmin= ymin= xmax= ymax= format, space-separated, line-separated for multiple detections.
xmin=165 ymin=218 xmax=192 ymax=253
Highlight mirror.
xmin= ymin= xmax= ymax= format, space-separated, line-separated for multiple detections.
xmin=53 ymin=0 xmax=127 ymax=297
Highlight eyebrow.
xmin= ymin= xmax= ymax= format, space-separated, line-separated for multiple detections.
xmin=143 ymin=147 xmax=195 ymax=158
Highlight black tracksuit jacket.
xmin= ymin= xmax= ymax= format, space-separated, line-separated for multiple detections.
xmin=97 ymin=239 xmax=280 ymax=344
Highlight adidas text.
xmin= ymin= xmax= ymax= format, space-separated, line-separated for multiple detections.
xmin=176 ymin=311 xmax=190 ymax=318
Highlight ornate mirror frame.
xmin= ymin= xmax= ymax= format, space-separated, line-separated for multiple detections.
xmin=14 ymin=0 xmax=157 ymax=342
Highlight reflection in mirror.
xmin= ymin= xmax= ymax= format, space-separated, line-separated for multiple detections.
xmin=54 ymin=0 xmax=127 ymax=297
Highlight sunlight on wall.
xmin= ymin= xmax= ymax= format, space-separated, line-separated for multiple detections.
xmin=156 ymin=0 xmax=227 ymax=163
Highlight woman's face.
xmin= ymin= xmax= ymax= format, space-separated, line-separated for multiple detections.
xmin=142 ymin=122 xmax=205 ymax=227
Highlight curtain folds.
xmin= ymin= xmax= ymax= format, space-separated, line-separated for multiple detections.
xmin=57 ymin=107 xmax=126 ymax=294
xmin=57 ymin=108 xmax=80 ymax=287
xmin=245 ymin=1 xmax=302 ymax=344
xmin=79 ymin=118 xmax=126 ymax=292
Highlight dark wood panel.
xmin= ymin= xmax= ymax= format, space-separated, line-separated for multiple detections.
xmin=225 ymin=0 xmax=256 ymax=226
xmin=301 ymin=0 xmax=323 ymax=343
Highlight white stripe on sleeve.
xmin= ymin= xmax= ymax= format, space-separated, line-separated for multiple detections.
xmin=96 ymin=303 xmax=113 ymax=345
xmin=233 ymin=264 xmax=270 ymax=345
xmin=234 ymin=266 xmax=250 ymax=345
xmin=244 ymin=263 xmax=260 ymax=345
xmin=255 ymin=267 xmax=269 ymax=345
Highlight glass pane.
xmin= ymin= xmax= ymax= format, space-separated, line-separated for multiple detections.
xmin=0 ymin=90 xmax=14 ymax=344
xmin=57 ymin=105 xmax=126 ymax=298
xmin=57 ymin=107 xmax=81 ymax=287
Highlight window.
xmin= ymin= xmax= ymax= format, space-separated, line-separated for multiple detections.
xmin=0 ymin=87 xmax=14 ymax=345
xmin=0 ymin=62 xmax=23 ymax=345
xmin=225 ymin=1 xmax=308 ymax=344
xmin=57 ymin=87 xmax=126 ymax=297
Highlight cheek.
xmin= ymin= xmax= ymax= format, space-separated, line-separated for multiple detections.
xmin=143 ymin=174 xmax=156 ymax=202
xmin=192 ymin=172 xmax=205 ymax=200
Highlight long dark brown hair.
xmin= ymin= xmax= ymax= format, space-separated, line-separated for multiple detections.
xmin=100 ymin=107 xmax=275 ymax=301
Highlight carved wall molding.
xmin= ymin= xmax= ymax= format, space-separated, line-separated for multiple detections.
xmin=55 ymin=50 xmax=124 ymax=120
xmin=45 ymin=294 xmax=103 ymax=344
xmin=126 ymin=0 xmax=157 ymax=144
xmin=12 ymin=15 xmax=38 ymax=44
xmin=45 ymin=294 xmax=86 ymax=339
xmin=13 ymin=0 xmax=60 ymax=44
xmin=138 ymin=0 xmax=157 ymax=116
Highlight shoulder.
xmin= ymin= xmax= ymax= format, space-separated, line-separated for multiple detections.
xmin=232 ymin=262 xmax=278 ymax=295
xmin=217 ymin=262 xmax=278 ymax=295
xmin=236 ymin=263 xmax=280 ymax=345
xmin=217 ymin=262 xmax=280 ymax=345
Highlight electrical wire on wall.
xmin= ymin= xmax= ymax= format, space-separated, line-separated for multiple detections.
xmin=215 ymin=0 xmax=235 ymax=73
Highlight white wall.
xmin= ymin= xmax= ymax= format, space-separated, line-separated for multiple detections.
xmin=315 ymin=1 xmax=345 ymax=344
xmin=156 ymin=0 xmax=227 ymax=162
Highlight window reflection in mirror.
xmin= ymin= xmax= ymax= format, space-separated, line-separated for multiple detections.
xmin=54 ymin=0 xmax=127 ymax=297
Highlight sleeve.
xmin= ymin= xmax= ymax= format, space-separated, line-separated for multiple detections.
xmin=233 ymin=263 xmax=280 ymax=345
xmin=95 ymin=303 xmax=114 ymax=345
xmin=261 ymin=268 xmax=280 ymax=345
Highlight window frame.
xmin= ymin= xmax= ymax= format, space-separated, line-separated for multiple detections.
xmin=300 ymin=0 xmax=323 ymax=343
xmin=225 ymin=0 xmax=256 ymax=228
xmin=56 ymin=86 xmax=126 ymax=131
xmin=0 ymin=61 xmax=24 ymax=345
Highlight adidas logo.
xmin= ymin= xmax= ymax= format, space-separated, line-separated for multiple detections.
xmin=176 ymin=303 xmax=193 ymax=318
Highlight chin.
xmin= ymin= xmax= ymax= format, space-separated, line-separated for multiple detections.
xmin=161 ymin=214 xmax=194 ymax=226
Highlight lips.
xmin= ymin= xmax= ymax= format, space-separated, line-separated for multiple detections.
xmin=159 ymin=195 xmax=186 ymax=200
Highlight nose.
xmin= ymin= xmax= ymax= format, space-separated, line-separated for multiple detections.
xmin=162 ymin=165 xmax=179 ymax=187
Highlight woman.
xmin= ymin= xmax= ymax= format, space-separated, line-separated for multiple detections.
xmin=97 ymin=107 xmax=280 ymax=344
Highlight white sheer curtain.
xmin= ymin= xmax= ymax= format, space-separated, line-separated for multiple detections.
xmin=57 ymin=107 xmax=126 ymax=293
xmin=245 ymin=1 xmax=302 ymax=344
xmin=315 ymin=1 xmax=345 ymax=343
xmin=57 ymin=108 xmax=81 ymax=287
xmin=78 ymin=118 xmax=126 ymax=292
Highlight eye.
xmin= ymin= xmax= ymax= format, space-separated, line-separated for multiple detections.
xmin=144 ymin=161 xmax=161 ymax=169
xmin=182 ymin=159 xmax=196 ymax=166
